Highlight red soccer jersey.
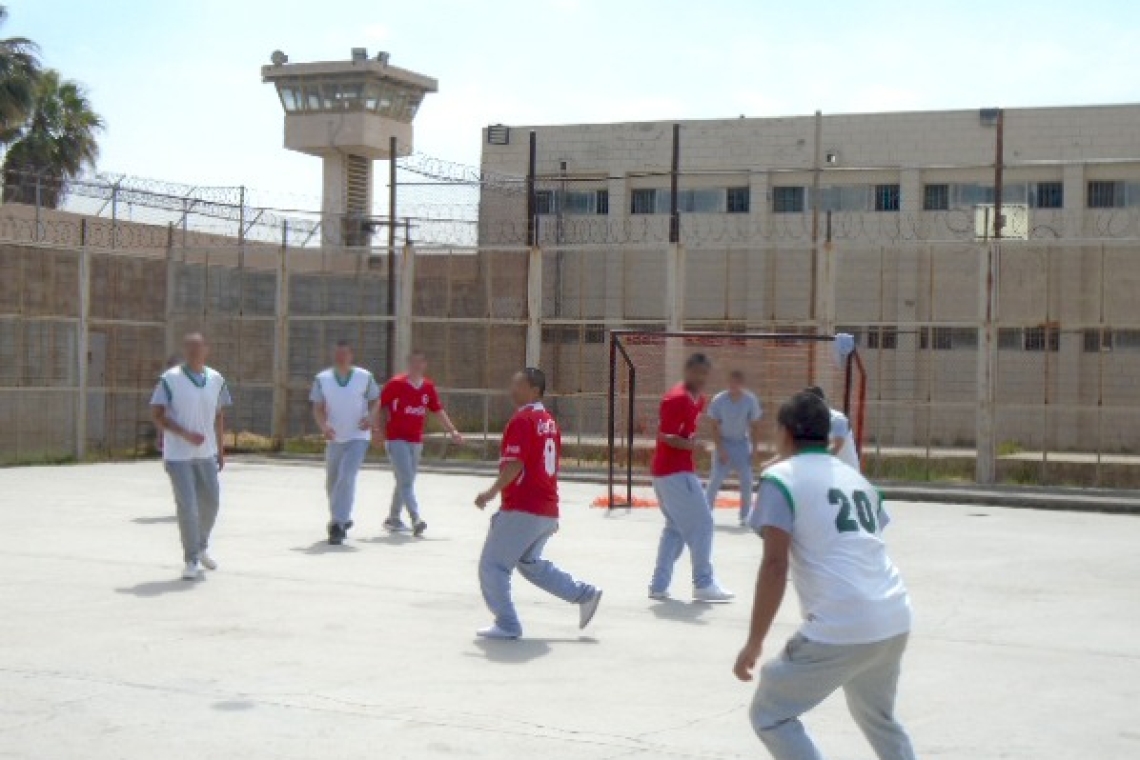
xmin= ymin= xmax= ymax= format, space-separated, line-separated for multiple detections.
xmin=650 ymin=383 xmax=706 ymax=477
xmin=499 ymin=403 xmax=560 ymax=517
xmin=381 ymin=374 xmax=443 ymax=443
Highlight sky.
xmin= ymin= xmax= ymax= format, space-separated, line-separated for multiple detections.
xmin=14 ymin=0 xmax=1140 ymax=212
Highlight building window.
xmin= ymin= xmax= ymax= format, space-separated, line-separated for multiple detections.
xmin=874 ymin=184 xmax=901 ymax=212
xmin=866 ymin=326 xmax=898 ymax=350
xmin=1083 ymin=328 xmax=1113 ymax=353
xmin=772 ymin=186 xmax=805 ymax=214
xmin=923 ymin=184 xmax=949 ymax=211
xmin=1023 ymin=326 xmax=1060 ymax=352
xmin=1088 ymin=181 xmax=1122 ymax=209
xmin=677 ymin=189 xmax=725 ymax=213
xmin=998 ymin=328 xmax=1021 ymax=351
xmin=534 ymin=190 xmax=555 ymax=216
xmin=595 ymin=189 xmax=609 ymax=215
xmin=630 ymin=189 xmax=658 ymax=215
xmin=726 ymin=187 xmax=750 ymax=214
xmin=919 ymin=327 xmax=977 ymax=350
xmin=1030 ymin=181 xmax=1063 ymax=209
xmin=818 ymin=186 xmax=870 ymax=212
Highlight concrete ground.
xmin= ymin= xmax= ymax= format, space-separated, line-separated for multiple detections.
xmin=1 ymin=460 xmax=1138 ymax=760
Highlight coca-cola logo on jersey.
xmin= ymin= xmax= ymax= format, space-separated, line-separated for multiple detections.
xmin=536 ymin=419 xmax=558 ymax=435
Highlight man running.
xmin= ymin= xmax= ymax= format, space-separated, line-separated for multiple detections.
xmin=705 ymin=369 xmax=764 ymax=525
xmin=377 ymin=351 xmax=463 ymax=537
xmin=648 ymin=353 xmax=734 ymax=603
xmin=473 ymin=368 xmax=602 ymax=640
xmin=310 ymin=340 xmax=380 ymax=545
xmin=734 ymin=390 xmax=916 ymax=760
xmin=805 ymin=385 xmax=860 ymax=471
xmin=149 ymin=333 xmax=232 ymax=581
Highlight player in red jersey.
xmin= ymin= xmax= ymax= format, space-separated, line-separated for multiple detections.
xmin=376 ymin=351 xmax=463 ymax=537
xmin=473 ymin=367 xmax=603 ymax=640
xmin=648 ymin=353 xmax=735 ymax=603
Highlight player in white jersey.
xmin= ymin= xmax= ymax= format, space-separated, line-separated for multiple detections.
xmin=734 ymin=391 xmax=916 ymax=760
xmin=805 ymin=385 xmax=860 ymax=471
xmin=310 ymin=340 xmax=381 ymax=545
xmin=150 ymin=333 xmax=232 ymax=581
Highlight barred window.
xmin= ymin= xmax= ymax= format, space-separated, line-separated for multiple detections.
xmin=1088 ymin=181 xmax=1122 ymax=209
xmin=1083 ymin=328 xmax=1112 ymax=353
xmin=923 ymin=184 xmax=949 ymax=211
xmin=1030 ymin=181 xmax=1063 ymax=209
xmin=535 ymin=190 xmax=555 ymax=215
xmin=919 ymin=327 xmax=977 ymax=350
xmin=726 ymin=187 xmax=751 ymax=214
xmin=1024 ymin=326 xmax=1060 ymax=352
xmin=630 ymin=189 xmax=658 ymax=215
xmin=772 ymin=186 xmax=805 ymax=214
xmin=874 ymin=184 xmax=901 ymax=212
xmin=866 ymin=326 xmax=898 ymax=350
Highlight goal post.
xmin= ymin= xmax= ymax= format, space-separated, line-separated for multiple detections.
xmin=606 ymin=330 xmax=867 ymax=510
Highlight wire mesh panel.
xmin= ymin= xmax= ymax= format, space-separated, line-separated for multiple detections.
xmin=607 ymin=331 xmax=863 ymax=506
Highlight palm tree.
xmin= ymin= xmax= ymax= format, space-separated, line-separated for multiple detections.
xmin=2 ymin=69 xmax=103 ymax=207
xmin=0 ymin=5 xmax=40 ymax=143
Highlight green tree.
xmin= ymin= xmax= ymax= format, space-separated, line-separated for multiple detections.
xmin=0 ymin=5 xmax=40 ymax=143
xmin=2 ymin=69 xmax=103 ymax=207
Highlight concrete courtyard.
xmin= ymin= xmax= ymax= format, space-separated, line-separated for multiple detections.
xmin=1 ymin=459 xmax=1137 ymax=759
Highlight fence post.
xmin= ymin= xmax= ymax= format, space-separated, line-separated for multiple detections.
xmin=526 ymin=245 xmax=543 ymax=367
xmin=975 ymin=240 xmax=998 ymax=484
xmin=272 ymin=221 xmax=290 ymax=449
xmin=76 ymin=220 xmax=90 ymax=460
xmin=395 ymin=242 xmax=416 ymax=366
xmin=664 ymin=242 xmax=686 ymax=376
xmin=164 ymin=223 xmax=176 ymax=355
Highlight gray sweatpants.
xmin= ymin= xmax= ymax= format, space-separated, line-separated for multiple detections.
xmin=386 ymin=439 xmax=423 ymax=522
xmin=478 ymin=510 xmax=596 ymax=637
xmin=165 ymin=459 xmax=221 ymax=563
xmin=325 ymin=439 xmax=370 ymax=526
xmin=705 ymin=438 xmax=754 ymax=520
xmin=750 ymin=632 xmax=917 ymax=760
xmin=650 ymin=472 xmax=716 ymax=593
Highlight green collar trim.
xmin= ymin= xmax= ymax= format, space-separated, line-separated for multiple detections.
xmin=334 ymin=368 xmax=355 ymax=387
xmin=181 ymin=365 xmax=208 ymax=388
xmin=797 ymin=446 xmax=829 ymax=455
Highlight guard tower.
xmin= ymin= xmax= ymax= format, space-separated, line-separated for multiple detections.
xmin=262 ymin=48 xmax=438 ymax=246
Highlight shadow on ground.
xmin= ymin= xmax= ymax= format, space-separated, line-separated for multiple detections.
xmin=470 ymin=636 xmax=598 ymax=664
xmin=131 ymin=516 xmax=177 ymax=525
xmin=115 ymin=579 xmax=197 ymax=597
xmin=648 ymin=600 xmax=711 ymax=625
xmin=291 ymin=541 xmax=359 ymax=555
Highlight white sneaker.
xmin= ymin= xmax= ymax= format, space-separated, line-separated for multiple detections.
xmin=476 ymin=624 xmax=519 ymax=640
xmin=693 ymin=583 xmax=735 ymax=603
xmin=199 ymin=552 xmax=218 ymax=571
xmin=579 ymin=589 xmax=603 ymax=630
xmin=181 ymin=561 xmax=203 ymax=581
xmin=648 ymin=589 xmax=671 ymax=601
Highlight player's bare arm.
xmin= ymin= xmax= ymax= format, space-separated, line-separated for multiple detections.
xmin=433 ymin=408 xmax=464 ymax=444
xmin=312 ymin=402 xmax=335 ymax=440
xmin=750 ymin=419 xmax=764 ymax=458
xmin=362 ymin=398 xmax=379 ymax=430
xmin=214 ymin=409 xmax=226 ymax=470
xmin=829 ymin=435 xmax=846 ymax=456
xmin=660 ymin=433 xmax=699 ymax=451
xmin=733 ymin=526 xmax=791 ymax=682
xmin=475 ymin=459 xmax=524 ymax=509
xmin=151 ymin=405 xmax=205 ymax=446
xmin=372 ymin=407 xmax=390 ymax=445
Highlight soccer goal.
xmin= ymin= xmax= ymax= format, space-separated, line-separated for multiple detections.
xmin=605 ymin=330 xmax=867 ymax=510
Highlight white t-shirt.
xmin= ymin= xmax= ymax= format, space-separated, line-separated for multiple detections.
xmin=309 ymin=367 xmax=380 ymax=443
xmin=750 ymin=451 xmax=911 ymax=645
xmin=150 ymin=365 xmax=232 ymax=461
xmin=830 ymin=409 xmax=861 ymax=471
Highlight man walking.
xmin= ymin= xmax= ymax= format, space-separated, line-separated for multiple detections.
xmin=734 ymin=390 xmax=916 ymax=760
xmin=705 ymin=369 xmax=764 ymax=525
xmin=805 ymin=385 xmax=860 ymax=471
xmin=473 ymin=368 xmax=602 ymax=640
xmin=377 ymin=351 xmax=463 ymax=537
xmin=310 ymin=340 xmax=381 ymax=545
xmin=648 ymin=353 xmax=734 ymax=603
xmin=150 ymin=333 xmax=232 ymax=581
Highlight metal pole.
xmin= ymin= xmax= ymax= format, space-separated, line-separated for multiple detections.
xmin=164 ymin=223 xmax=177 ymax=356
xmin=388 ymin=135 xmax=398 ymax=377
xmin=34 ymin=172 xmax=42 ymax=242
xmin=110 ymin=182 xmax=118 ymax=250
xmin=76 ymin=219 xmax=90 ymax=460
xmin=627 ymin=362 xmax=636 ymax=509
xmin=808 ymin=111 xmax=824 ymax=382
xmin=526 ymin=131 xmax=537 ymax=247
xmin=669 ymin=123 xmax=680 ymax=244
xmin=608 ymin=334 xmax=617 ymax=509
xmin=272 ymin=221 xmax=290 ymax=449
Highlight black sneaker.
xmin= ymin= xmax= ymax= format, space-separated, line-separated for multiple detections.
xmin=412 ymin=519 xmax=427 ymax=538
xmin=328 ymin=522 xmax=345 ymax=545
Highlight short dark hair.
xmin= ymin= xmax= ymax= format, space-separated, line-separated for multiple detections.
xmin=521 ymin=367 xmax=546 ymax=396
xmin=685 ymin=353 xmax=712 ymax=370
xmin=334 ymin=339 xmax=352 ymax=349
xmin=804 ymin=385 xmax=827 ymax=402
xmin=729 ymin=369 xmax=745 ymax=382
xmin=777 ymin=391 xmax=831 ymax=447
